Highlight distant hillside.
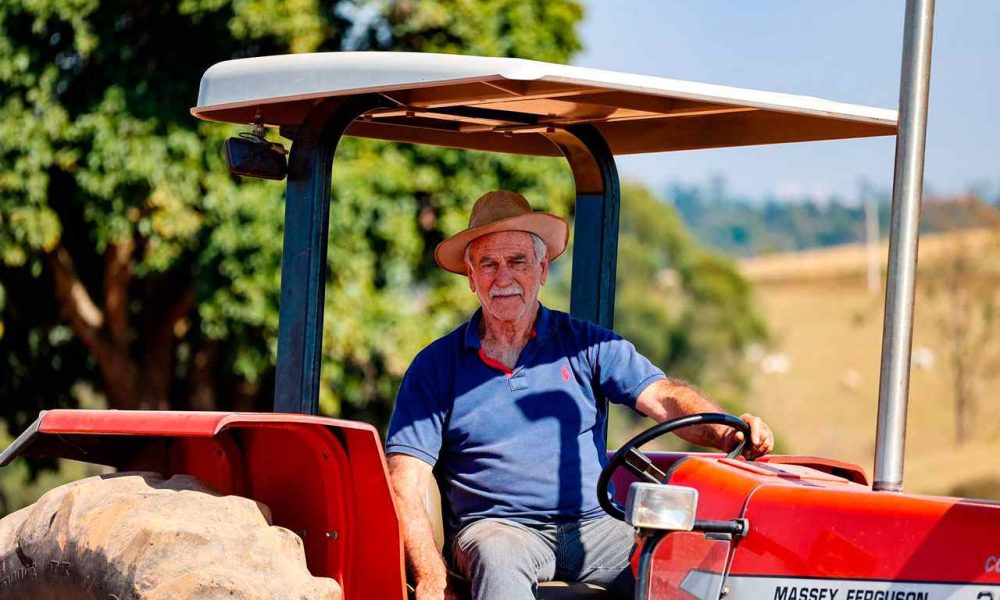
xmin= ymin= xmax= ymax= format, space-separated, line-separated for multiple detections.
xmin=739 ymin=228 xmax=998 ymax=284
xmin=736 ymin=227 xmax=1000 ymax=498
xmin=668 ymin=181 xmax=999 ymax=257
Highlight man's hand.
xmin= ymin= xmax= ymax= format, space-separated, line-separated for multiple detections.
xmin=723 ymin=413 xmax=774 ymax=459
xmin=636 ymin=379 xmax=775 ymax=458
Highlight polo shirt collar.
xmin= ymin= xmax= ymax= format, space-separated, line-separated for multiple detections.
xmin=534 ymin=303 xmax=553 ymax=340
xmin=464 ymin=310 xmax=483 ymax=350
xmin=463 ymin=304 xmax=553 ymax=350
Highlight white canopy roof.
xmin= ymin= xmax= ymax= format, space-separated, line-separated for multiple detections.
xmin=192 ymin=52 xmax=896 ymax=157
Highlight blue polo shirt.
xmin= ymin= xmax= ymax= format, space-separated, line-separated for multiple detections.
xmin=386 ymin=305 xmax=665 ymax=535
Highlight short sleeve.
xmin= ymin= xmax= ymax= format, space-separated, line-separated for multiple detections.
xmin=385 ymin=351 xmax=449 ymax=467
xmin=586 ymin=325 xmax=665 ymax=410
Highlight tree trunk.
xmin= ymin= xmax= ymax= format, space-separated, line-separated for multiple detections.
xmin=47 ymin=245 xmax=138 ymax=410
xmin=47 ymin=239 xmax=202 ymax=412
xmin=188 ymin=340 xmax=220 ymax=411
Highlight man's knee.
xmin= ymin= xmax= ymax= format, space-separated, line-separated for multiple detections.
xmin=455 ymin=520 xmax=549 ymax=576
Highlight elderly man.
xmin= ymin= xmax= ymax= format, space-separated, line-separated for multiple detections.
xmin=386 ymin=190 xmax=773 ymax=600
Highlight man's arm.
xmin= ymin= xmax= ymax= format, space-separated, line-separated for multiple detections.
xmin=387 ymin=453 xmax=456 ymax=600
xmin=634 ymin=378 xmax=774 ymax=458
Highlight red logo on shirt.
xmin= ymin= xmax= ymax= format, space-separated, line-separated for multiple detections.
xmin=561 ymin=365 xmax=571 ymax=382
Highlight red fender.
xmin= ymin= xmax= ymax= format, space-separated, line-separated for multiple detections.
xmin=1 ymin=409 xmax=406 ymax=600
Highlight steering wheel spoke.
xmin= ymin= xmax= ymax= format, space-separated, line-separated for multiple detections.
xmin=622 ymin=448 xmax=666 ymax=484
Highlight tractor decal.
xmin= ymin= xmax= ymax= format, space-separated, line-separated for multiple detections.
xmin=725 ymin=575 xmax=1000 ymax=600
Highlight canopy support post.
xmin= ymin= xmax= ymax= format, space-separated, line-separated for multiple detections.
xmin=545 ymin=125 xmax=621 ymax=442
xmin=274 ymin=94 xmax=393 ymax=415
xmin=546 ymin=125 xmax=621 ymax=329
xmin=873 ymin=0 xmax=936 ymax=492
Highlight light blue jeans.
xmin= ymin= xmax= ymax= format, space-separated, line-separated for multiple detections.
xmin=452 ymin=516 xmax=635 ymax=600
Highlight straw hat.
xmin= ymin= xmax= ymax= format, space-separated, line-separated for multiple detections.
xmin=434 ymin=190 xmax=569 ymax=274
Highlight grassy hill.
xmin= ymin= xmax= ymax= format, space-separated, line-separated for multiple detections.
xmin=739 ymin=229 xmax=1000 ymax=497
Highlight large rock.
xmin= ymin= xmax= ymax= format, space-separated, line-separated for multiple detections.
xmin=0 ymin=473 xmax=342 ymax=599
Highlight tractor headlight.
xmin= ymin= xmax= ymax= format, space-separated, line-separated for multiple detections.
xmin=625 ymin=483 xmax=698 ymax=531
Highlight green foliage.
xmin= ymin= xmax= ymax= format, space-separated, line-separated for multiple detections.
xmin=377 ymin=0 xmax=582 ymax=62
xmin=670 ymin=179 xmax=1000 ymax=258
xmin=599 ymin=184 xmax=767 ymax=450
xmin=314 ymin=141 xmax=575 ymax=420
xmin=0 ymin=0 xmax=582 ymax=435
xmin=669 ymin=180 xmax=888 ymax=257
xmin=614 ymin=184 xmax=767 ymax=409
xmin=0 ymin=0 xmax=762 ymax=468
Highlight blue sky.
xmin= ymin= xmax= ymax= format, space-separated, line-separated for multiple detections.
xmin=574 ymin=1 xmax=1000 ymax=201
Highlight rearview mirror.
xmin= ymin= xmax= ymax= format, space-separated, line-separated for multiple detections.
xmin=224 ymin=136 xmax=287 ymax=181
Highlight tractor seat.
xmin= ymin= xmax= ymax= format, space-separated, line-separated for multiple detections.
xmin=421 ymin=480 xmax=613 ymax=599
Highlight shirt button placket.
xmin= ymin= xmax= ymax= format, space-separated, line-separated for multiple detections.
xmin=508 ymin=370 xmax=528 ymax=391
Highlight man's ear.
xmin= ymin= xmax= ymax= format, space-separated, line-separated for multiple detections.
xmin=468 ymin=271 xmax=476 ymax=293
xmin=540 ymin=257 xmax=549 ymax=286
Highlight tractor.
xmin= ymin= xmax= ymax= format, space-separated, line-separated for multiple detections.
xmin=2 ymin=1 xmax=999 ymax=598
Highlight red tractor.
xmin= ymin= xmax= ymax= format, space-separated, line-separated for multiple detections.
xmin=2 ymin=3 xmax=999 ymax=598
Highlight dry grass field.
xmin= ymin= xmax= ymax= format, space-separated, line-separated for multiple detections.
xmin=739 ymin=229 xmax=1000 ymax=497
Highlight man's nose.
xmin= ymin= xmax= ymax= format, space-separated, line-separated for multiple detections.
xmin=494 ymin=263 xmax=514 ymax=283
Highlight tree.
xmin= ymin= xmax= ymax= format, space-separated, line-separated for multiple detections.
xmin=0 ymin=0 xmax=582 ymax=435
xmin=0 ymin=1 xmax=764 ymax=452
xmin=614 ymin=184 xmax=767 ymax=409
xmin=919 ymin=196 xmax=1000 ymax=445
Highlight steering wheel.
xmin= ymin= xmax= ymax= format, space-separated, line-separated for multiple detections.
xmin=596 ymin=413 xmax=751 ymax=521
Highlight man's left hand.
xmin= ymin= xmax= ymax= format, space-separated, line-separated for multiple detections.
xmin=724 ymin=413 xmax=774 ymax=459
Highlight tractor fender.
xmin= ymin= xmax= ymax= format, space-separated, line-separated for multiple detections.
xmin=1 ymin=409 xmax=405 ymax=600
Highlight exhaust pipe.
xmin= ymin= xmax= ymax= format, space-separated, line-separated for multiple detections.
xmin=873 ymin=0 xmax=936 ymax=493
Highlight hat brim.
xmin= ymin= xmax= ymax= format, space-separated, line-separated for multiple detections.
xmin=434 ymin=213 xmax=569 ymax=274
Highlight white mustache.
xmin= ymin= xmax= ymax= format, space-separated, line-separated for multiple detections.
xmin=490 ymin=285 xmax=524 ymax=298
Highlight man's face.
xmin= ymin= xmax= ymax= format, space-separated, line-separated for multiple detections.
xmin=466 ymin=231 xmax=549 ymax=323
